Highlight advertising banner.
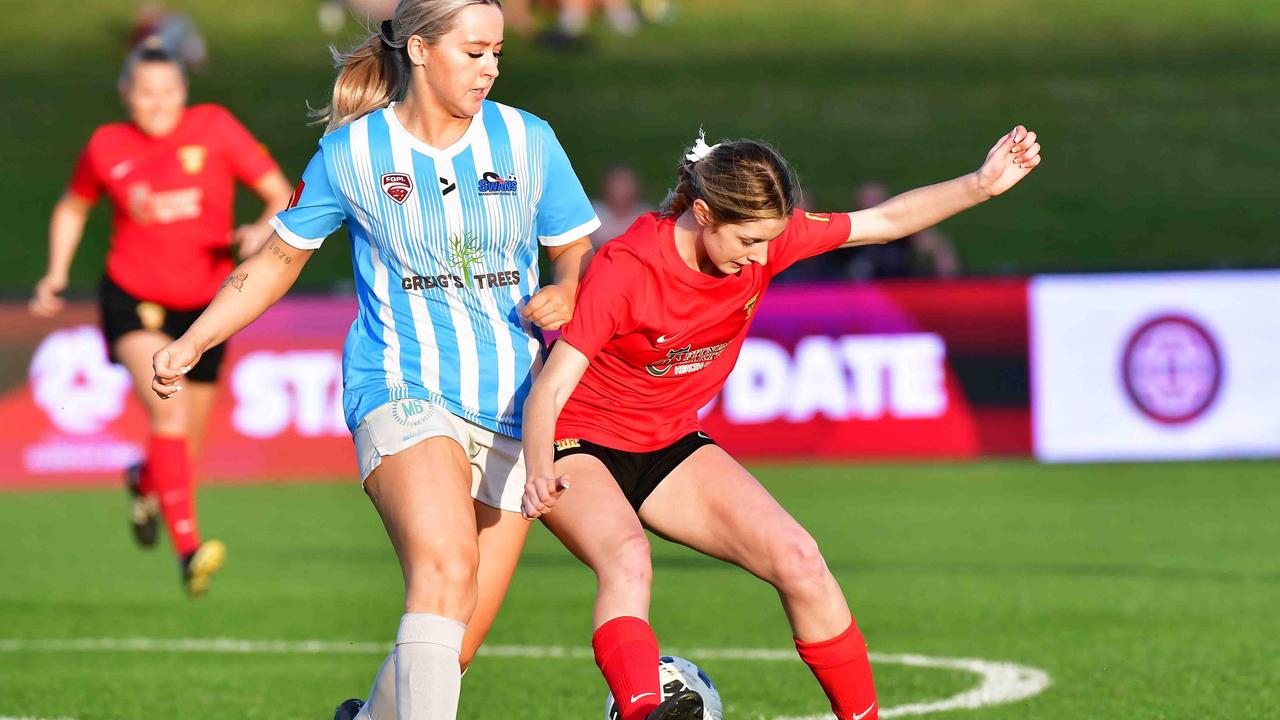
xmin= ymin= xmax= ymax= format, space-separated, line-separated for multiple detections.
xmin=1030 ymin=271 xmax=1280 ymax=462
xmin=698 ymin=281 xmax=1031 ymax=460
xmin=0 ymin=300 xmax=354 ymax=489
xmin=0 ymin=279 xmax=1032 ymax=488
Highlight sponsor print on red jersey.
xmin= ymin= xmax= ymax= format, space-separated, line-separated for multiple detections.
xmin=557 ymin=210 xmax=851 ymax=451
xmin=67 ymin=104 xmax=278 ymax=310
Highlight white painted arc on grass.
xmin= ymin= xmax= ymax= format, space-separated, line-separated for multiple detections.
xmin=0 ymin=639 xmax=1050 ymax=719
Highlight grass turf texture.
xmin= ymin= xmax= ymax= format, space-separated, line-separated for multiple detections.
xmin=1 ymin=460 xmax=1277 ymax=719
xmin=2 ymin=0 xmax=1280 ymax=298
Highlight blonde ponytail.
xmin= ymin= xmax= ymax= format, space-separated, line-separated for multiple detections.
xmin=312 ymin=30 xmax=406 ymax=133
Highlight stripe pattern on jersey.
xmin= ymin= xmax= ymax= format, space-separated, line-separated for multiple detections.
xmin=315 ymin=101 xmax=585 ymax=436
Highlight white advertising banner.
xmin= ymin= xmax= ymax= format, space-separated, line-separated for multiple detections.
xmin=1031 ymin=271 xmax=1280 ymax=462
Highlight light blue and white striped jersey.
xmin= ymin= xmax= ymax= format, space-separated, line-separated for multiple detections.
xmin=270 ymin=101 xmax=599 ymax=436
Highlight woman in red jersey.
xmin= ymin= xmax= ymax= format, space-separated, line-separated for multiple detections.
xmin=521 ymin=126 xmax=1042 ymax=720
xmin=29 ymin=38 xmax=293 ymax=596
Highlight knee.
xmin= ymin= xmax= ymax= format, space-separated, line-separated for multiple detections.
xmin=596 ymin=532 xmax=652 ymax=590
xmin=404 ymin=544 xmax=479 ymax=610
xmin=150 ymin=402 xmax=188 ymax=436
xmin=767 ymin=531 xmax=833 ymax=597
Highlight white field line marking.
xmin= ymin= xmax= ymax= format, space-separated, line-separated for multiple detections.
xmin=0 ymin=639 xmax=1050 ymax=719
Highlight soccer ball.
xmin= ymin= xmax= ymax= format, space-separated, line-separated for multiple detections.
xmin=604 ymin=655 xmax=724 ymax=720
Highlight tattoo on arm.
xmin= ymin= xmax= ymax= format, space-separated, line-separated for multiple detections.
xmin=266 ymin=239 xmax=293 ymax=264
xmin=223 ymin=272 xmax=248 ymax=292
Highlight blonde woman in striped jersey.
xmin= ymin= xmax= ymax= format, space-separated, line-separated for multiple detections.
xmin=151 ymin=2 xmax=632 ymax=718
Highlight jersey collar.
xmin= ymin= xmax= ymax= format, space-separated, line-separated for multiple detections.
xmin=383 ymin=102 xmax=484 ymax=159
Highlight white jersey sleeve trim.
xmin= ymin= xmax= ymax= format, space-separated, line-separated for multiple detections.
xmin=539 ymin=216 xmax=601 ymax=247
xmin=270 ymin=216 xmax=326 ymax=250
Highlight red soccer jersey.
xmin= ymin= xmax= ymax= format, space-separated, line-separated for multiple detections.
xmin=557 ymin=209 xmax=852 ymax=451
xmin=67 ymin=104 xmax=278 ymax=309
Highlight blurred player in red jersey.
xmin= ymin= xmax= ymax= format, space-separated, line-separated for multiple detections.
xmin=29 ymin=37 xmax=293 ymax=597
xmin=521 ymin=126 xmax=1042 ymax=720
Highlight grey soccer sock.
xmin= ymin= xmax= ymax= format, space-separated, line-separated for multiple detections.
xmin=355 ymin=651 xmax=396 ymax=720
xmin=394 ymin=613 xmax=467 ymax=720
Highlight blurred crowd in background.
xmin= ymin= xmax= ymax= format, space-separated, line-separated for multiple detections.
xmin=128 ymin=1 xmax=959 ymax=285
xmin=319 ymin=0 xmax=674 ymax=50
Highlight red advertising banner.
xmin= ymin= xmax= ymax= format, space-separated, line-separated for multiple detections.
xmin=698 ymin=280 xmax=1030 ymax=460
xmin=0 ymin=300 xmax=355 ymax=490
xmin=0 ymin=280 xmax=1030 ymax=489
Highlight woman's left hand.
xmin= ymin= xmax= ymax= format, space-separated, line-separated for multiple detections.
xmin=522 ymin=284 xmax=575 ymax=331
xmin=234 ymin=222 xmax=274 ymax=259
xmin=976 ymin=125 xmax=1042 ymax=198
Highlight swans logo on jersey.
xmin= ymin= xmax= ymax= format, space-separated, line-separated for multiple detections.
xmin=645 ymin=342 xmax=731 ymax=377
xmin=177 ymin=145 xmax=206 ymax=175
xmin=381 ymin=173 xmax=413 ymax=204
xmin=478 ymin=171 xmax=518 ymax=195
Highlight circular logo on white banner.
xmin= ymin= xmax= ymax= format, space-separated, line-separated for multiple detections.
xmin=1120 ymin=314 xmax=1222 ymax=424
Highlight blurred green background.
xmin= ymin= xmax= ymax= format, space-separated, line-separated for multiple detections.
xmin=3 ymin=0 xmax=1279 ymax=296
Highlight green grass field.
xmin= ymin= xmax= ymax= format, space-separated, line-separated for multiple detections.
xmin=1 ymin=0 xmax=1279 ymax=297
xmin=2 ymin=460 xmax=1278 ymax=719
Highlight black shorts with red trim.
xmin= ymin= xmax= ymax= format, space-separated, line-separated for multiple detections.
xmin=551 ymin=431 xmax=717 ymax=512
xmin=98 ymin=274 xmax=226 ymax=383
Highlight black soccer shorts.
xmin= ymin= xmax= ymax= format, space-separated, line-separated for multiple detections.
xmin=551 ymin=431 xmax=718 ymax=512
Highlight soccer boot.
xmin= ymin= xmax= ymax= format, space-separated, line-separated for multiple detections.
xmin=646 ymin=689 xmax=703 ymax=720
xmin=333 ymin=698 xmax=364 ymax=720
xmin=181 ymin=539 xmax=226 ymax=597
xmin=124 ymin=463 xmax=159 ymax=548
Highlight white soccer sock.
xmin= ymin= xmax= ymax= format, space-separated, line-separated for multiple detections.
xmin=355 ymin=651 xmax=397 ymax=720
xmin=394 ymin=613 xmax=467 ymax=720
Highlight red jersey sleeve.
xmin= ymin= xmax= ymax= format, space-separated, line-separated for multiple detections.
xmin=66 ymin=139 xmax=101 ymax=203
xmin=214 ymin=106 xmax=278 ymax=185
xmin=767 ymin=209 xmax=853 ymax=276
xmin=559 ymin=245 xmax=648 ymax=361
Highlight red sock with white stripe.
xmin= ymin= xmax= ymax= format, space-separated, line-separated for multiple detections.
xmin=145 ymin=435 xmax=201 ymax=557
xmin=593 ymin=616 xmax=662 ymax=720
xmin=794 ymin=619 xmax=879 ymax=720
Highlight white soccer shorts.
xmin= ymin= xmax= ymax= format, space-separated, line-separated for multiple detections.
xmin=353 ymin=398 xmax=525 ymax=513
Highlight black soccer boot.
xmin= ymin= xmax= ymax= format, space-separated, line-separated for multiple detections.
xmin=333 ymin=698 xmax=365 ymax=720
xmin=646 ymin=689 xmax=703 ymax=720
xmin=124 ymin=462 xmax=159 ymax=548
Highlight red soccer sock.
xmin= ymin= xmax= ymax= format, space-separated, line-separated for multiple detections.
xmin=145 ymin=435 xmax=201 ymax=557
xmin=795 ymin=619 xmax=879 ymax=720
xmin=593 ymin=616 xmax=662 ymax=720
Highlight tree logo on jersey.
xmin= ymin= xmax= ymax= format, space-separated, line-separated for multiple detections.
xmin=477 ymin=171 xmax=518 ymax=195
xmin=381 ymin=173 xmax=414 ymax=204
xmin=177 ymin=145 xmax=206 ymax=175
xmin=447 ymin=232 xmax=485 ymax=288
xmin=644 ymin=342 xmax=731 ymax=377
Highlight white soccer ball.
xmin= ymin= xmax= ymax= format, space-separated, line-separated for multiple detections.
xmin=604 ymin=655 xmax=724 ymax=720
